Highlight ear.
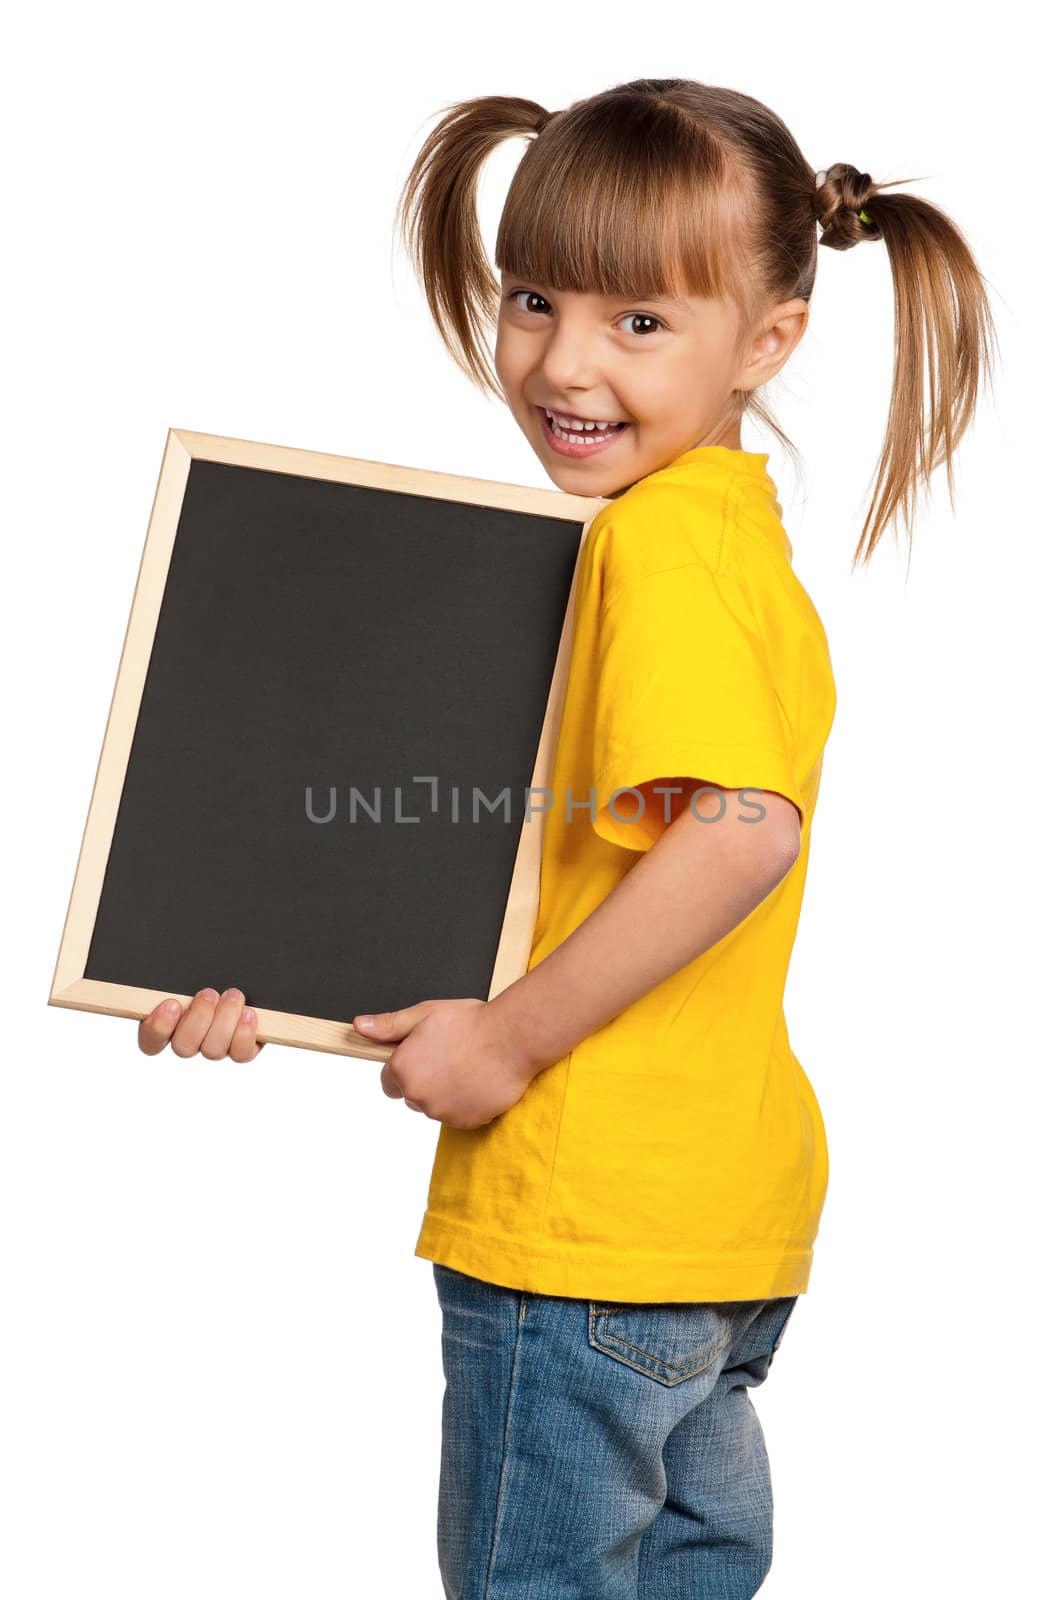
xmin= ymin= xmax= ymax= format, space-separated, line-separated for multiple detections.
xmin=738 ymin=299 xmax=809 ymax=391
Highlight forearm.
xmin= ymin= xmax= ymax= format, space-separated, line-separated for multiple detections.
xmin=489 ymin=790 xmax=799 ymax=1077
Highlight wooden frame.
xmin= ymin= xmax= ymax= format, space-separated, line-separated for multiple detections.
xmin=48 ymin=427 xmax=610 ymax=1061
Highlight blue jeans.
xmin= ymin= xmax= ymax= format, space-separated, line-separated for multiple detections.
xmin=432 ymin=1263 xmax=799 ymax=1600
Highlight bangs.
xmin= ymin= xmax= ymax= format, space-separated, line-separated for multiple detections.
xmin=495 ymin=94 xmax=752 ymax=316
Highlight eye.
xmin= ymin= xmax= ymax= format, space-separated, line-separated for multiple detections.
xmin=504 ymin=289 xmax=667 ymax=336
xmin=508 ymin=289 xmax=552 ymax=315
xmin=618 ymin=312 xmax=666 ymax=337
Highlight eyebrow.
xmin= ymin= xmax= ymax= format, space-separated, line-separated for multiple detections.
xmin=628 ymin=292 xmax=692 ymax=312
xmin=502 ymin=277 xmax=692 ymax=313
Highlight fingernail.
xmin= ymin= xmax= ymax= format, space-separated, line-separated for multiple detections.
xmin=355 ymin=1015 xmax=375 ymax=1029
xmin=200 ymin=988 xmax=219 ymax=1003
xmin=163 ymin=1000 xmax=180 ymax=1017
xmin=242 ymin=1009 xmax=255 ymax=1026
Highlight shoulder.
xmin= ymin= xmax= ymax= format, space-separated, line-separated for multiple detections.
xmin=585 ymin=473 xmax=833 ymax=682
xmin=588 ymin=471 xmax=793 ymax=607
xmin=586 ymin=472 xmax=740 ymax=601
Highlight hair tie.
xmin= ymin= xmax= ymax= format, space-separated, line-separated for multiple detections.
xmin=815 ymin=169 xmax=873 ymax=226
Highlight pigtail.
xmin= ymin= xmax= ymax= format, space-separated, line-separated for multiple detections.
xmin=394 ymin=95 xmax=552 ymax=400
xmin=815 ymin=163 xmax=1000 ymax=570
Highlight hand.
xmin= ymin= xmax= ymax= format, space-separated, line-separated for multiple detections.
xmin=354 ymin=998 xmax=535 ymax=1131
xmin=138 ymin=987 xmax=264 ymax=1062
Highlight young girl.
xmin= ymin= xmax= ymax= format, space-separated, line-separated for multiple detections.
xmin=139 ymin=78 xmax=997 ymax=1600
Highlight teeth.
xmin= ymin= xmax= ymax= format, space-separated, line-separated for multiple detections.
xmin=545 ymin=408 xmax=621 ymax=432
xmin=544 ymin=408 xmax=625 ymax=446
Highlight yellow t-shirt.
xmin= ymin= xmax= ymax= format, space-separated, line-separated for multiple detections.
xmin=414 ymin=444 xmax=837 ymax=1301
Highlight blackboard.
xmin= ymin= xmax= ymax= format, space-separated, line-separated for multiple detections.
xmin=49 ymin=429 xmax=608 ymax=1061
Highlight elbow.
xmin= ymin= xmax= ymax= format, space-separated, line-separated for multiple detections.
xmin=770 ymin=832 xmax=801 ymax=886
xmin=763 ymin=816 xmax=802 ymax=887
xmin=762 ymin=795 xmax=803 ymax=879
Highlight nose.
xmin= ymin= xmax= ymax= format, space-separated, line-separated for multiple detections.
xmin=537 ymin=321 xmax=602 ymax=396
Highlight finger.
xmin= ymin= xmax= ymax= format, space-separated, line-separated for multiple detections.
xmin=354 ymin=1001 xmax=433 ymax=1041
xmin=380 ymin=1061 xmax=404 ymax=1100
xmin=138 ymin=998 xmax=184 ymax=1056
xmin=228 ymin=1006 xmax=263 ymax=1064
xmin=199 ymin=987 xmax=249 ymax=1060
xmin=169 ymin=988 xmax=221 ymax=1058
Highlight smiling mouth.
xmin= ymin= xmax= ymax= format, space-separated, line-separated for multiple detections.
xmin=537 ymin=406 xmax=629 ymax=457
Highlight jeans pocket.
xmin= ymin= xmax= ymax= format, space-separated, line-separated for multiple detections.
xmin=587 ymin=1300 xmax=736 ymax=1387
xmin=767 ymin=1295 xmax=799 ymax=1365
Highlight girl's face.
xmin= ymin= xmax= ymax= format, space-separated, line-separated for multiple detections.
xmin=495 ymin=272 xmax=806 ymax=496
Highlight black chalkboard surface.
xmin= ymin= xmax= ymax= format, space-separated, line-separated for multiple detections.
xmin=49 ymin=429 xmax=608 ymax=1061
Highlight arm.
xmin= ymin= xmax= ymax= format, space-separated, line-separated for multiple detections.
xmin=490 ymin=778 xmax=802 ymax=1079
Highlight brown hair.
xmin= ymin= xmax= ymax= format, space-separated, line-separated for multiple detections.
xmin=394 ymin=79 xmax=998 ymax=568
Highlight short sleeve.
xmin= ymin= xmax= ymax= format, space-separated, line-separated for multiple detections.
xmin=591 ymin=562 xmax=804 ymax=852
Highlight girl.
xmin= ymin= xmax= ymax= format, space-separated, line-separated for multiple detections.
xmin=139 ymin=78 xmax=997 ymax=1600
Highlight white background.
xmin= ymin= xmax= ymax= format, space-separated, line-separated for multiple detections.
xmin=4 ymin=3 xmax=1057 ymax=1595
